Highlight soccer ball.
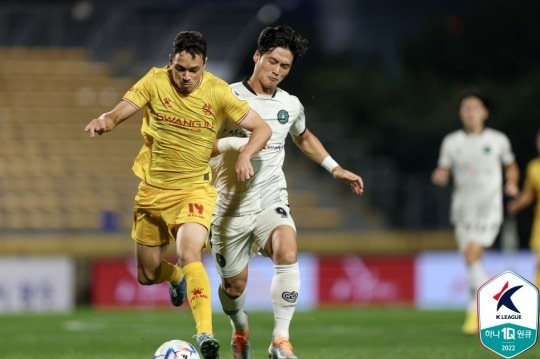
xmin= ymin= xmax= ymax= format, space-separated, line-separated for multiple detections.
xmin=153 ymin=339 xmax=200 ymax=359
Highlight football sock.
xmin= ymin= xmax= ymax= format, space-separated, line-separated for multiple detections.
xmin=218 ymin=285 xmax=248 ymax=332
xmin=467 ymin=260 xmax=487 ymax=312
xmin=271 ymin=262 xmax=300 ymax=340
xmin=156 ymin=259 xmax=182 ymax=285
xmin=183 ymin=262 xmax=213 ymax=335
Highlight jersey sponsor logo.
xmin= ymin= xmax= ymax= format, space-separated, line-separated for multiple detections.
xmin=277 ymin=109 xmax=289 ymax=124
xmin=156 ymin=113 xmax=214 ymax=131
xmin=225 ymin=129 xmax=249 ymax=138
xmin=282 ymin=291 xmax=298 ymax=303
xmin=202 ymin=103 xmax=213 ymax=116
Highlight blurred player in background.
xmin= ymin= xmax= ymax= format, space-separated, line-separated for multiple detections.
xmin=210 ymin=26 xmax=363 ymax=359
xmin=431 ymin=90 xmax=519 ymax=335
xmin=84 ymin=31 xmax=271 ymax=359
xmin=508 ymin=129 xmax=540 ymax=287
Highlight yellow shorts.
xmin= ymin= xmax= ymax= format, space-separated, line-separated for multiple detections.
xmin=530 ymin=218 xmax=540 ymax=251
xmin=131 ymin=181 xmax=217 ymax=247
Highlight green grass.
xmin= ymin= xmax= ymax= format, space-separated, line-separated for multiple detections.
xmin=1 ymin=307 xmax=539 ymax=358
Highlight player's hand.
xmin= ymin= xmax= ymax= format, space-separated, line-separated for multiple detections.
xmin=431 ymin=167 xmax=449 ymax=187
xmin=84 ymin=118 xmax=109 ymax=137
xmin=235 ymin=152 xmax=254 ymax=182
xmin=504 ymin=181 xmax=519 ymax=197
xmin=332 ymin=167 xmax=364 ymax=195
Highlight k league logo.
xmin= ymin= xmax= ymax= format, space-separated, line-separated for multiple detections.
xmin=478 ymin=271 xmax=539 ymax=358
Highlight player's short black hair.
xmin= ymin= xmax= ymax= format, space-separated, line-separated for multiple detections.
xmin=257 ymin=26 xmax=309 ymax=63
xmin=458 ymin=88 xmax=491 ymax=111
xmin=171 ymin=31 xmax=207 ymax=60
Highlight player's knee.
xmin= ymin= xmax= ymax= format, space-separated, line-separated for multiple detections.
xmin=222 ymin=279 xmax=247 ymax=298
xmin=273 ymin=250 xmax=297 ymax=265
xmin=137 ymin=267 xmax=159 ymax=285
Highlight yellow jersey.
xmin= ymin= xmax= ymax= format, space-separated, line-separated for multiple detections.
xmin=524 ymin=157 xmax=540 ymax=218
xmin=122 ymin=67 xmax=249 ymax=189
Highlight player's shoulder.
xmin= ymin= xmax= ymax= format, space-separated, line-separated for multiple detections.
xmin=203 ymin=71 xmax=229 ymax=88
xmin=147 ymin=66 xmax=168 ymax=77
xmin=229 ymin=81 xmax=254 ymax=99
xmin=274 ymin=88 xmax=303 ymax=108
xmin=443 ymin=129 xmax=465 ymax=142
xmin=528 ymin=157 xmax=540 ymax=170
xmin=483 ymin=127 xmax=511 ymax=141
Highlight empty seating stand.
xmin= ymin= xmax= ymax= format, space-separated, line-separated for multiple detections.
xmin=0 ymin=47 xmax=141 ymax=231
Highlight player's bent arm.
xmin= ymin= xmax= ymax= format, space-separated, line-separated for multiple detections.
xmin=211 ymin=137 xmax=250 ymax=157
xmin=292 ymin=129 xmax=364 ymax=195
xmin=236 ymin=109 xmax=271 ymax=158
xmin=504 ymin=162 xmax=520 ymax=197
xmin=234 ymin=109 xmax=271 ymax=181
xmin=507 ymin=187 xmax=535 ymax=215
xmin=84 ymin=100 xmax=139 ymax=137
xmin=431 ymin=167 xmax=450 ymax=187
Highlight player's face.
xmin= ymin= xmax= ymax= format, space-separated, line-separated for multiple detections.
xmin=459 ymin=96 xmax=488 ymax=134
xmin=169 ymin=51 xmax=205 ymax=93
xmin=253 ymin=47 xmax=293 ymax=91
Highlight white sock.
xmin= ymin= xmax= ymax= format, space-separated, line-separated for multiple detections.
xmin=271 ymin=263 xmax=300 ymax=340
xmin=467 ymin=260 xmax=487 ymax=312
xmin=218 ymin=285 xmax=248 ymax=332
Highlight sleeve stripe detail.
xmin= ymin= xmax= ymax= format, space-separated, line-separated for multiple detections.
xmin=122 ymin=98 xmax=140 ymax=110
xmin=235 ymin=108 xmax=250 ymax=125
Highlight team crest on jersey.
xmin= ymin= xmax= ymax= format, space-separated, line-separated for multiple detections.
xmin=484 ymin=145 xmax=492 ymax=154
xmin=162 ymin=97 xmax=172 ymax=107
xmin=277 ymin=109 xmax=289 ymax=124
xmin=202 ymin=103 xmax=213 ymax=116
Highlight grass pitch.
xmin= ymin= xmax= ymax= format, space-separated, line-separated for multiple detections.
xmin=1 ymin=307 xmax=539 ymax=358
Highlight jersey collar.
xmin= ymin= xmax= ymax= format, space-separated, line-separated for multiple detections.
xmin=242 ymin=79 xmax=277 ymax=98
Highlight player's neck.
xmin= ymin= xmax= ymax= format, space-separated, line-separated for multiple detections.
xmin=464 ymin=127 xmax=484 ymax=135
xmin=246 ymin=77 xmax=275 ymax=96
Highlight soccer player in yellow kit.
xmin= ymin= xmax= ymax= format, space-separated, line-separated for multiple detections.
xmin=508 ymin=129 xmax=540 ymax=288
xmin=84 ymin=31 xmax=271 ymax=359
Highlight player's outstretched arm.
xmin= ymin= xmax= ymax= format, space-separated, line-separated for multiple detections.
xmin=234 ymin=108 xmax=271 ymax=181
xmin=84 ymin=100 xmax=138 ymax=137
xmin=291 ymin=129 xmax=363 ymax=195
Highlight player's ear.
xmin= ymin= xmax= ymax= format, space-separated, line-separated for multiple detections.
xmin=168 ymin=53 xmax=172 ymax=66
xmin=253 ymin=50 xmax=260 ymax=64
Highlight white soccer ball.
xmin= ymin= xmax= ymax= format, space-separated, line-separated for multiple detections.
xmin=153 ymin=339 xmax=200 ymax=359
